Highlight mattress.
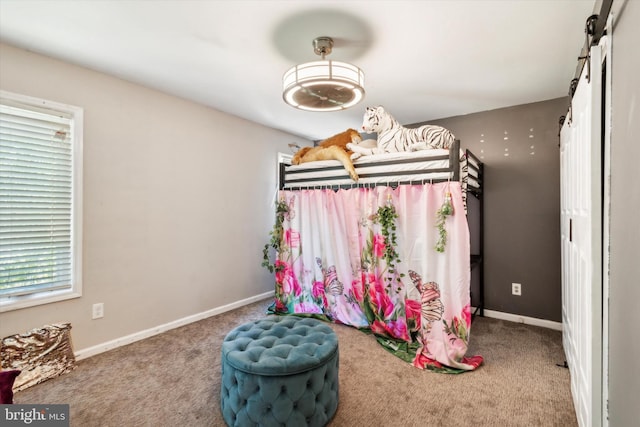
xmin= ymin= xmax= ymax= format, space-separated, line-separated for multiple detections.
xmin=282 ymin=148 xmax=480 ymax=191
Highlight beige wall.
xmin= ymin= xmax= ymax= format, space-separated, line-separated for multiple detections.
xmin=0 ymin=43 xmax=310 ymax=352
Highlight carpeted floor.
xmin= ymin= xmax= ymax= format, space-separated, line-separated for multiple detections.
xmin=14 ymin=298 xmax=577 ymax=426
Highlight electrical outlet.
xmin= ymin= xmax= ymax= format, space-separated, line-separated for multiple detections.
xmin=92 ymin=303 xmax=104 ymax=319
xmin=512 ymin=283 xmax=522 ymax=296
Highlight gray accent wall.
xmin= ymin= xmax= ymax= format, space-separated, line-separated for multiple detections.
xmin=608 ymin=0 xmax=640 ymax=424
xmin=410 ymin=97 xmax=567 ymax=322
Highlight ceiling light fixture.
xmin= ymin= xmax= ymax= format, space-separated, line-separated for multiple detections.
xmin=282 ymin=37 xmax=365 ymax=112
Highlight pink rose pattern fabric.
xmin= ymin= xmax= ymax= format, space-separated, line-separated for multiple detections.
xmin=269 ymin=183 xmax=482 ymax=372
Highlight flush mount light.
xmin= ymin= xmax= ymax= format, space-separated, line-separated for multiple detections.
xmin=282 ymin=36 xmax=365 ymax=112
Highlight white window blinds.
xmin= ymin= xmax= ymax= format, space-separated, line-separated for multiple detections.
xmin=0 ymin=97 xmax=77 ymax=300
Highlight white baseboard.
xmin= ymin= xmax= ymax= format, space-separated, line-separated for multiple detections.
xmin=475 ymin=307 xmax=563 ymax=331
xmin=76 ymin=296 xmax=560 ymax=360
xmin=74 ymin=291 xmax=275 ymax=361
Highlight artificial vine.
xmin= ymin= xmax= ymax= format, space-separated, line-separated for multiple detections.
xmin=435 ymin=192 xmax=454 ymax=253
xmin=375 ymin=199 xmax=404 ymax=286
xmin=261 ymin=199 xmax=289 ymax=273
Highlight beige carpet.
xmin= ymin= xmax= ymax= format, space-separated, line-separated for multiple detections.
xmin=14 ymin=298 xmax=577 ymax=426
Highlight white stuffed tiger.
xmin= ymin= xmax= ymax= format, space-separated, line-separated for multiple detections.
xmin=347 ymin=106 xmax=455 ymax=158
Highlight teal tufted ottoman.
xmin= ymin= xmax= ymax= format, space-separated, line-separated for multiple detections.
xmin=220 ymin=316 xmax=339 ymax=427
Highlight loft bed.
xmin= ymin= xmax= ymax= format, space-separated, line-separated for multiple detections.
xmin=280 ymin=140 xmax=477 ymax=192
xmin=269 ymin=139 xmax=484 ymax=372
xmin=278 ymin=139 xmax=484 ymax=317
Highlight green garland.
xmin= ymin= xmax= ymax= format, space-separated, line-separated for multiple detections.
xmin=435 ymin=192 xmax=454 ymax=253
xmin=261 ymin=200 xmax=289 ymax=273
xmin=376 ymin=203 xmax=404 ymax=286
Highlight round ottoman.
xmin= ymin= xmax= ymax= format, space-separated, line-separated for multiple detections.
xmin=220 ymin=316 xmax=339 ymax=427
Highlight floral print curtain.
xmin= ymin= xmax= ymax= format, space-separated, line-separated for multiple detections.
xmin=267 ymin=182 xmax=482 ymax=372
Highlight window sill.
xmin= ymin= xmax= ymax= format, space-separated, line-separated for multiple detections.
xmin=0 ymin=289 xmax=82 ymax=313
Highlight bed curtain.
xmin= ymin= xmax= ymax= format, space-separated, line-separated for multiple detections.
xmin=267 ymin=182 xmax=482 ymax=372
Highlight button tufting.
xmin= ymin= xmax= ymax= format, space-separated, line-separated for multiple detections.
xmin=221 ymin=316 xmax=338 ymax=426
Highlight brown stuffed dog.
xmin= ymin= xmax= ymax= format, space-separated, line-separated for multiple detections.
xmin=291 ymin=128 xmax=362 ymax=181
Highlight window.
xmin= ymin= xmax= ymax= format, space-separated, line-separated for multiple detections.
xmin=0 ymin=91 xmax=83 ymax=311
xmin=277 ymin=152 xmax=292 ymax=190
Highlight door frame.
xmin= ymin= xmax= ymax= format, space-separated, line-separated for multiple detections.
xmin=600 ymin=13 xmax=613 ymax=427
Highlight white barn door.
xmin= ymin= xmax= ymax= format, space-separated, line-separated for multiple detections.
xmin=560 ymin=43 xmax=603 ymax=427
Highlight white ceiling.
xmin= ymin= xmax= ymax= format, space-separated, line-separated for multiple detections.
xmin=0 ymin=0 xmax=594 ymax=141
